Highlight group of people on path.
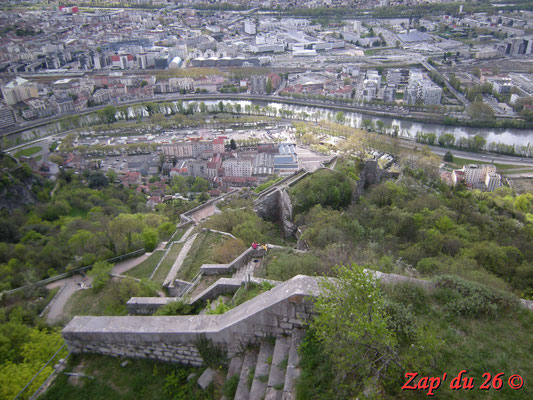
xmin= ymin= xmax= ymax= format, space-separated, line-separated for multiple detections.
xmin=251 ymin=241 xmax=268 ymax=252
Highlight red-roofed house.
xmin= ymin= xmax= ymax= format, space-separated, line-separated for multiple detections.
xmin=121 ymin=171 xmax=141 ymax=186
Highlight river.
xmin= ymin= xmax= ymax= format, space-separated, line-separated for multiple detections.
xmin=10 ymin=99 xmax=533 ymax=148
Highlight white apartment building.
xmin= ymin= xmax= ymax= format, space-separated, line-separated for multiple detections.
xmin=463 ymin=164 xmax=485 ymax=184
xmin=244 ymin=21 xmax=256 ymax=35
xmin=485 ymin=172 xmax=502 ymax=191
xmin=1 ymin=77 xmax=38 ymax=105
xmin=161 ymin=142 xmax=193 ymax=158
xmin=223 ymin=159 xmax=252 ymax=177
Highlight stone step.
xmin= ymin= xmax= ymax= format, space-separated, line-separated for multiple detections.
xmin=281 ymin=330 xmax=304 ymax=400
xmin=249 ymin=341 xmax=275 ymax=400
xmin=265 ymin=335 xmax=291 ymax=400
xmin=234 ymin=349 xmax=258 ymax=400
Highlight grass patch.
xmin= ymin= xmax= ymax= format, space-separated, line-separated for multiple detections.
xmin=262 ymin=249 xmax=322 ymax=281
xmin=177 ymin=232 xmax=239 ymax=282
xmin=125 ymin=250 xmax=165 ymax=280
xmin=167 ymin=228 xmax=186 ymax=245
xmin=14 ymin=146 xmax=41 ymax=158
xmin=247 ymin=367 xmax=255 ymax=389
xmin=222 ymin=374 xmax=239 ymax=399
xmin=448 ymin=156 xmax=519 ymax=170
xmin=62 ymin=278 xmax=156 ymax=322
xmin=255 ymin=175 xmax=283 ymax=193
xmin=41 ymin=353 xmax=211 ymax=400
xmin=152 ymin=243 xmax=184 ymax=285
xmin=501 ymin=169 xmax=533 ymax=175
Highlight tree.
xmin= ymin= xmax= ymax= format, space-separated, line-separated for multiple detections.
xmin=88 ymin=171 xmax=109 ymax=189
xmin=191 ymin=177 xmax=209 ymax=192
xmin=376 ymin=120 xmax=384 ymax=133
xmin=438 ymin=133 xmax=455 ymax=147
xmin=266 ymin=77 xmax=273 ymax=95
xmin=467 ymin=101 xmax=494 ymax=121
xmin=311 ymin=264 xmax=399 ymax=396
xmin=106 ymin=169 xmax=117 ymax=182
xmin=230 ymin=139 xmax=237 ymax=150
xmin=472 ymin=134 xmax=486 ymax=151
xmin=443 ymin=151 xmax=454 ymax=162
xmin=99 ymin=105 xmax=116 ymax=124
xmin=200 ymin=101 xmax=207 ymax=113
xmin=150 ymin=113 xmax=166 ymax=125
xmin=473 ymin=67 xmax=481 ymax=78
xmin=142 ymin=228 xmax=159 ymax=252
xmin=88 ymin=261 xmax=113 ymax=291
xmin=218 ymin=101 xmax=224 ymax=113
xmin=335 ymin=111 xmax=345 ymax=124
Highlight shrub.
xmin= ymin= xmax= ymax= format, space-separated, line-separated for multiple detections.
xmin=384 ymin=299 xmax=417 ymax=345
xmin=205 ymin=298 xmax=231 ymax=315
xmin=433 ymin=275 xmax=518 ymax=317
xmin=155 ymin=300 xmax=194 ymax=316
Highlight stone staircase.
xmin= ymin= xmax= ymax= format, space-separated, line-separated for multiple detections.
xmin=225 ymin=330 xmax=303 ymax=400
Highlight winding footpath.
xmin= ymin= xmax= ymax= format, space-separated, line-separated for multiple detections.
xmin=44 ymin=250 xmax=156 ymax=325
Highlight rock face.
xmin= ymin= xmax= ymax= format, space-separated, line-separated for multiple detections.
xmin=254 ymin=188 xmax=297 ymax=238
xmin=353 ymin=159 xmax=398 ymax=201
xmin=0 ymin=175 xmax=39 ymax=212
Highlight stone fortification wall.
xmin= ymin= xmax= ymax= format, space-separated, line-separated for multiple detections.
xmin=126 ymin=297 xmax=176 ymax=315
xmin=180 ymin=188 xmax=239 ymax=223
xmin=200 ymin=247 xmax=265 ymax=275
xmin=63 ymin=276 xmax=319 ymax=364
xmin=127 ymin=277 xmax=282 ymax=315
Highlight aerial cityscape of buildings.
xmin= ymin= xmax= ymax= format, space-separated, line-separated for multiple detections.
xmin=2 ymin=0 xmax=533 ymax=197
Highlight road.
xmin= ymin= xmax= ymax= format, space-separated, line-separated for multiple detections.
xmin=396 ymin=137 xmax=533 ymax=168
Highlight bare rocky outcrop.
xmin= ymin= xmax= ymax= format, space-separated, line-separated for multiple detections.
xmin=254 ymin=188 xmax=297 ymax=238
